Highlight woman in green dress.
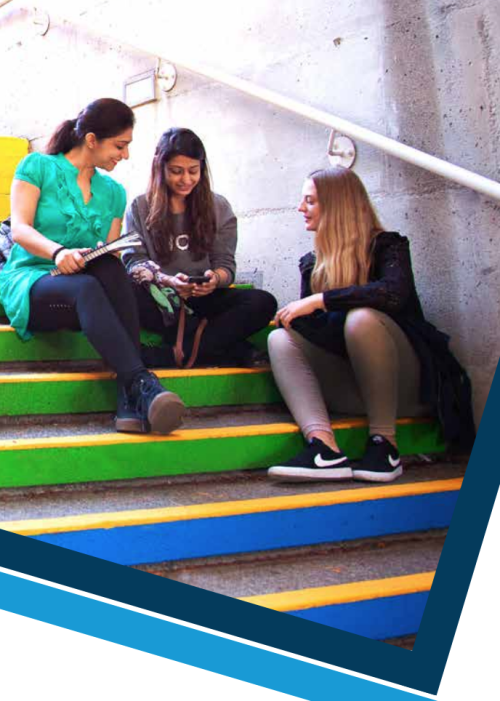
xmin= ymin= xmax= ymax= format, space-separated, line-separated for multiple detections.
xmin=0 ymin=97 xmax=185 ymax=434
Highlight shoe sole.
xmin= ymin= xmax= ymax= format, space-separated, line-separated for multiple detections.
xmin=147 ymin=391 xmax=186 ymax=435
xmin=352 ymin=466 xmax=403 ymax=483
xmin=115 ymin=417 xmax=149 ymax=434
xmin=267 ymin=466 xmax=353 ymax=482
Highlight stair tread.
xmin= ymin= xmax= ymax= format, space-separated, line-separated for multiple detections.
xmin=0 ymin=406 xmax=293 ymax=439
xmin=0 ymin=461 xmax=465 ymax=522
xmin=137 ymin=532 xmax=445 ymax=600
xmin=0 ymin=407 xmax=437 ymax=441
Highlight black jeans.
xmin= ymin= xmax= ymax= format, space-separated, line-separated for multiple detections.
xmin=29 ymin=255 xmax=144 ymax=382
xmin=134 ymin=284 xmax=277 ymax=363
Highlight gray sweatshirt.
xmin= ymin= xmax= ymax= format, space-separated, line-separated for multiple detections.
xmin=123 ymin=193 xmax=237 ymax=283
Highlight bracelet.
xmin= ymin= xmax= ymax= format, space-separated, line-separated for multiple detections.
xmin=51 ymin=246 xmax=67 ymax=262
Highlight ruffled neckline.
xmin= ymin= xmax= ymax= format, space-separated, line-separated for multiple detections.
xmin=55 ymin=153 xmax=97 ymax=205
xmin=52 ymin=153 xmax=104 ymax=244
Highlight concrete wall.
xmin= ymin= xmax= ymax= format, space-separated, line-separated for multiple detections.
xmin=0 ymin=0 xmax=498 ymax=423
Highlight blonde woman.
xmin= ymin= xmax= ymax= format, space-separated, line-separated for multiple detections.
xmin=267 ymin=167 xmax=474 ymax=483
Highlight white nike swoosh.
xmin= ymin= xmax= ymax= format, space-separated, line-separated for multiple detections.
xmin=389 ymin=455 xmax=401 ymax=468
xmin=314 ymin=454 xmax=347 ymax=468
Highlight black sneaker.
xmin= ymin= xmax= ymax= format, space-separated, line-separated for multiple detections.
xmin=268 ymin=438 xmax=353 ymax=482
xmin=129 ymin=370 xmax=186 ymax=435
xmin=352 ymin=435 xmax=403 ymax=483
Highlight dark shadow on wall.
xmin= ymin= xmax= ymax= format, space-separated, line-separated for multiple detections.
xmin=380 ymin=0 xmax=500 ymax=422
xmin=380 ymin=1 xmax=463 ymax=344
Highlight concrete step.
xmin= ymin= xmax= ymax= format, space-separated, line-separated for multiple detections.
xmin=0 ymin=366 xmax=281 ymax=416
xmin=137 ymin=532 xmax=445 ymax=639
xmin=0 ymin=458 xmax=465 ymax=520
xmin=0 ymin=408 xmax=446 ymax=489
xmin=1 ymin=467 xmax=461 ymax=565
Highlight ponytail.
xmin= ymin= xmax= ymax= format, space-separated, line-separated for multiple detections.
xmin=44 ymin=98 xmax=134 ymax=156
xmin=45 ymin=118 xmax=80 ymax=155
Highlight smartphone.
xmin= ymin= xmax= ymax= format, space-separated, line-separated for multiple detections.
xmin=187 ymin=275 xmax=210 ymax=284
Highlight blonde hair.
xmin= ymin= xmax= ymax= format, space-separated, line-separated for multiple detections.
xmin=308 ymin=167 xmax=383 ymax=293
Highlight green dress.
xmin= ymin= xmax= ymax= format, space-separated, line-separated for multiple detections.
xmin=0 ymin=152 xmax=126 ymax=340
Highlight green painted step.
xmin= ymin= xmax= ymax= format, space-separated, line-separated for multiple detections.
xmin=0 ymin=367 xmax=281 ymax=415
xmin=0 ymin=417 xmax=445 ymax=489
xmin=0 ymin=324 xmax=271 ymax=361
xmin=0 ymin=325 xmax=101 ymax=361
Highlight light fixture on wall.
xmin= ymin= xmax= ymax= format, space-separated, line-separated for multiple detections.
xmin=123 ymin=70 xmax=157 ymax=108
xmin=327 ymin=130 xmax=357 ymax=168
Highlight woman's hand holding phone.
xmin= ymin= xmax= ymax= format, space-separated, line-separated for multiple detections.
xmin=188 ymin=269 xmax=218 ymax=297
xmin=170 ymin=272 xmax=196 ymax=299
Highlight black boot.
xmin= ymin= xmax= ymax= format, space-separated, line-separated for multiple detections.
xmin=128 ymin=369 xmax=186 ymax=434
xmin=115 ymin=381 xmax=148 ymax=434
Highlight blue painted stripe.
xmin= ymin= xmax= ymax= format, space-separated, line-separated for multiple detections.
xmin=0 ymin=570 xmax=424 ymax=700
xmin=290 ymin=592 xmax=429 ymax=640
xmin=31 ymin=491 xmax=458 ymax=565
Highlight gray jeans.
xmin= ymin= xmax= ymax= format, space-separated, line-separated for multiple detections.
xmin=268 ymin=308 xmax=428 ymax=440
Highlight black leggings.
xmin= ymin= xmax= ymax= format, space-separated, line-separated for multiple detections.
xmin=29 ymin=255 xmax=144 ymax=382
xmin=134 ymin=284 xmax=277 ymax=362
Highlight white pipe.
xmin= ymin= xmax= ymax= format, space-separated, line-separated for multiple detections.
xmin=14 ymin=3 xmax=500 ymax=201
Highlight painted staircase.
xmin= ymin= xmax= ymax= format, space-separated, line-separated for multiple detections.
xmin=0 ymin=136 xmax=463 ymax=645
xmin=0 ymin=316 xmax=465 ymax=645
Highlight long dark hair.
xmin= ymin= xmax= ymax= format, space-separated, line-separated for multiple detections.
xmin=45 ymin=98 xmax=135 ymax=155
xmin=146 ymin=128 xmax=216 ymax=261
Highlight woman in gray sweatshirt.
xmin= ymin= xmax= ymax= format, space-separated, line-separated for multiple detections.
xmin=123 ymin=128 xmax=276 ymax=367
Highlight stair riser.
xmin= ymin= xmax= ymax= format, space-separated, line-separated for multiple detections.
xmin=0 ymin=325 xmax=270 ymax=362
xmin=288 ymin=591 xmax=429 ymax=639
xmin=0 ymin=422 xmax=445 ymax=489
xmin=0 ymin=372 xmax=281 ymax=415
xmin=0 ymin=329 xmax=100 ymax=362
xmin=28 ymin=492 xmax=457 ymax=565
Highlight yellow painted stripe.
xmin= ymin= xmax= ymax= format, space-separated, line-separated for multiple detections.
xmin=0 ymin=478 xmax=462 ymax=536
xmin=0 ymin=367 xmax=271 ymax=384
xmin=0 ymin=194 xmax=10 ymax=220
xmin=0 ymin=416 xmax=433 ymax=452
xmin=239 ymin=572 xmax=435 ymax=611
xmin=1 ymin=323 xmax=276 ymax=334
xmin=0 ymin=421 xmax=297 ymax=451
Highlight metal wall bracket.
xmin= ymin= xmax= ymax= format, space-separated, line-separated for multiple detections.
xmin=327 ymin=131 xmax=356 ymax=169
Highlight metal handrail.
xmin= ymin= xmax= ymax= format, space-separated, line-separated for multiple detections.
xmin=4 ymin=0 xmax=500 ymax=201
xmin=164 ymin=55 xmax=500 ymax=201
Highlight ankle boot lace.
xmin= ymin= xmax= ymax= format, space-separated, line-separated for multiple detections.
xmin=129 ymin=370 xmax=164 ymax=419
